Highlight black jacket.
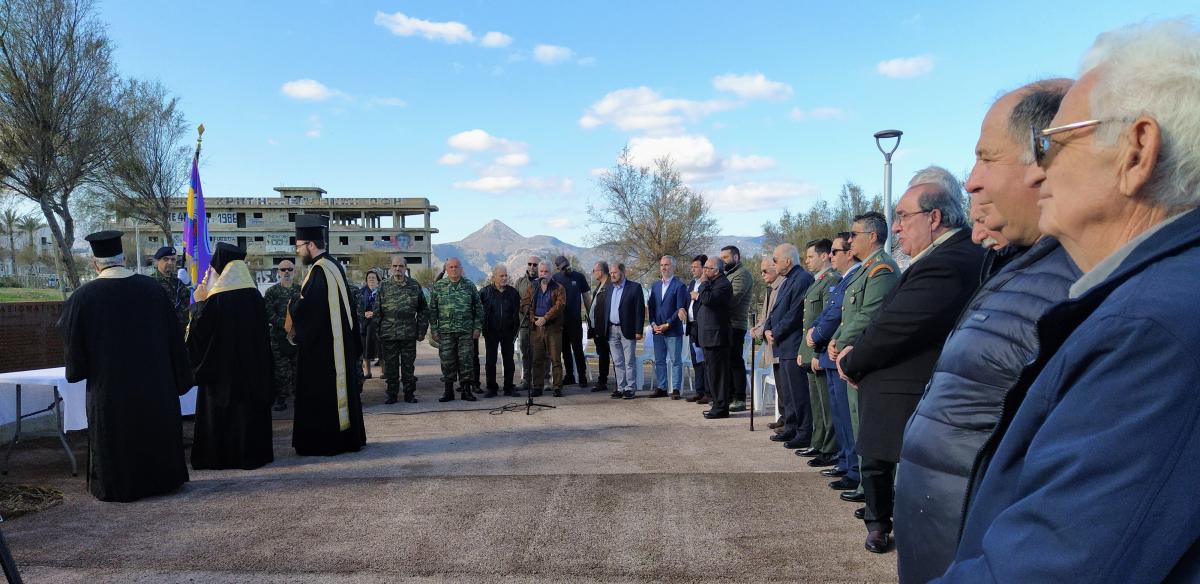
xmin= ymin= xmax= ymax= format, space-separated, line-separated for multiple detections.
xmin=480 ymin=284 xmax=521 ymax=340
xmin=893 ymin=237 xmax=1079 ymax=584
xmin=597 ymin=279 xmax=645 ymax=341
xmin=840 ymin=229 xmax=985 ymax=462
xmin=695 ymin=273 xmax=733 ymax=348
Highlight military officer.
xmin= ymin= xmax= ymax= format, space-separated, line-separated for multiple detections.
xmin=428 ymin=257 xmax=483 ymax=402
xmin=377 ymin=256 xmax=428 ymax=404
xmin=264 ymin=259 xmax=301 ymax=411
xmin=829 ymin=211 xmax=900 ymax=505
xmin=797 ymin=238 xmax=842 ymax=466
xmin=151 ymin=246 xmax=192 ymax=328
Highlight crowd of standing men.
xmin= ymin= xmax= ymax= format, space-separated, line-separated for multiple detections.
xmin=47 ymin=17 xmax=1200 ymax=582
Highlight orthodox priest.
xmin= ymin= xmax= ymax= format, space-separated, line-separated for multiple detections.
xmin=186 ymin=243 xmax=275 ymax=470
xmin=58 ymin=230 xmax=192 ymax=502
xmin=287 ymin=215 xmax=367 ymax=455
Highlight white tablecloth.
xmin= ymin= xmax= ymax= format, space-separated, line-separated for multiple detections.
xmin=0 ymin=367 xmax=197 ymax=431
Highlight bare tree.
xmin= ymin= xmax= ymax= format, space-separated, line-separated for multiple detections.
xmin=0 ymin=0 xmax=117 ymax=287
xmin=587 ymin=146 xmax=718 ymax=281
xmin=93 ymin=79 xmax=190 ymax=245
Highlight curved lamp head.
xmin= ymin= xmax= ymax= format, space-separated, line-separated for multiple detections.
xmin=874 ymin=129 xmax=903 ymax=159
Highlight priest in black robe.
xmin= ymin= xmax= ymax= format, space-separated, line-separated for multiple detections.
xmin=186 ymin=243 xmax=275 ymax=470
xmin=57 ymin=230 xmax=192 ymax=502
xmin=287 ymin=215 xmax=367 ymax=455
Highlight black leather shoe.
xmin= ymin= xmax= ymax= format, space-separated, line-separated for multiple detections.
xmin=854 ymin=507 xmax=865 ymax=520
xmin=865 ymin=530 xmax=892 ymax=554
xmin=384 ymin=395 xmax=398 ymax=405
xmin=819 ymin=468 xmax=847 ymax=478
xmin=610 ymin=390 xmax=623 ymax=399
xmin=403 ymin=394 xmax=417 ymax=403
xmin=578 ymin=378 xmax=589 ymax=388
xmin=807 ymin=455 xmax=838 ymax=467
xmin=553 ymin=388 xmax=563 ymax=397
xmin=796 ymin=447 xmax=820 ymax=457
xmin=830 ymin=477 xmax=860 ymax=491
xmin=623 ymin=390 xmax=635 ymax=400
xmin=648 ymin=388 xmax=669 ymax=398
xmin=531 ymin=389 xmax=544 ymax=397
xmin=840 ymin=491 xmax=866 ymax=502
xmin=591 ymin=382 xmax=608 ymax=392
xmin=670 ymin=391 xmax=681 ymax=400
xmin=703 ymin=409 xmax=730 ymax=419
xmin=767 ymin=420 xmax=784 ymax=429
xmin=769 ymin=433 xmax=795 ymax=443
xmin=783 ymin=438 xmax=810 ymax=449
xmin=461 ymin=391 xmax=478 ymax=402
xmin=483 ymin=389 xmax=498 ymax=398
xmin=562 ymin=377 xmax=577 ymax=386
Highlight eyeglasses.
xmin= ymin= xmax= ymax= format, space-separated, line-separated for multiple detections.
xmin=894 ymin=209 xmax=932 ymax=222
xmin=278 ymin=268 xmax=294 ymax=272
xmin=391 ymin=264 xmax=405 ymax=268
xmin=847 ymin=231 xmax=874 ymax=241
xmin=703 ymin=266 xmax=718 ymax=271
xmin=1030 ymin=119 xmax=1125 ymax=169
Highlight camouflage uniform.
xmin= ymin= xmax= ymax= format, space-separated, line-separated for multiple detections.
xmin=152 ymin=269 xmax=192 ymax=330
xmin=264 ymin=282 xmax=302 ymax=405
xmin=377 ymin=275 xmax=428 ymax=400
xmin=428 ymin=277 xmax=483 ymax=391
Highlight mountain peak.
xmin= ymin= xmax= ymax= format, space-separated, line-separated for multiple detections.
xmin=466 ymin=219 xmax=523 ymax=243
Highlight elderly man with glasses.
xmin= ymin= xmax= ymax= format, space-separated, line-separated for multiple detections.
xmin=375 ymin=256 xmax=428 ymax=404
xmin=836 ymin=170 xmax=986 ymax=555
xmin=893 ymin=79 xmax=1079 ymax=583
xmin=514 ymin=255 xmax=540 ymax=391
xmin=938 ymin=20 xmax=1200 ymax=582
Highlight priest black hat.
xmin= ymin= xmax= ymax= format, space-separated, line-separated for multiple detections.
xmin=295 ymin=214 xmax=327 ymax=241
xmin=85 ymin=230 xmax=124 ymax=258
xmin=211 ymin=242 xmax=246 ymax=274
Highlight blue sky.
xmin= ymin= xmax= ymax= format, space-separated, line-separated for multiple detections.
xmin=99 ymin=1 xmax=1192 ymax=246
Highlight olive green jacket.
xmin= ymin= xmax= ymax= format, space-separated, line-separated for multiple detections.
xmin=832 ymin=248 xmax=900 ymax=347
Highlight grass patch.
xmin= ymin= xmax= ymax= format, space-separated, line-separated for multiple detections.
xmin=0 ymin=288 xmax=62 ymax=302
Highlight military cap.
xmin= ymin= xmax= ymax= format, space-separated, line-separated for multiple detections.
xmin=295 ymin=214 xmax=327 ymax=241
xmin=153 ymin=246 xmax=178 ymax=260
xmin=85 ymin=230 xmax=124 ymax=258
xmin=211 ymin=242 xmax=247 ymax=274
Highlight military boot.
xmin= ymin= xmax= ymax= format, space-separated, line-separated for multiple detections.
xmin=384 ymin=385 xmax=399 ymax=405
xmin=461 ymin=385 xmax=478 ymax=401
xmin=439 ymin=383 xmax=455 ymax=403
xmin=403 ymin=389 xmax=418 ymax=404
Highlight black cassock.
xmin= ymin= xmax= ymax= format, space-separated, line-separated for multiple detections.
xmin=186 ymin=287 xmax=275 ymax=470
xmin=290 ymin=253 xmax=366 ymax=455
xmin=58 ymin=271 xmax=192 ymax=502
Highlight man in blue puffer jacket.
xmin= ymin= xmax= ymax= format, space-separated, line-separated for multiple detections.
xmin=936 ymin=20 xmax=1200 ymax=581
xmin=894 ymin=79 xmax=1079 ymax=582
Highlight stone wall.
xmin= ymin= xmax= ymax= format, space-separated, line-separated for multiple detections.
xmin=0 ymin=302 xmax=64 ymax=374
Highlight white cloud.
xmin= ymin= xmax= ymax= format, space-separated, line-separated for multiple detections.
xmin=447 ymin=129 xmax=514 ymax=152
xmin=369 ymin=97 xmax=407 ymax=107
xmin=453 ymin=176 xmax=522 ymax=192
xmin=707 ymin=181 xmax=822 ymax=212
xmin=437 ymin=153 xmax=466 ymax=166
xmin=579 ymin=87 xmax=735 ymax=134
xmin=712 ymin=73 xmax=793 ymax=101
xmin=627 ymin=134 xmax=720 ymax=175
xmin=577 ymin=56 xmax=597 ymax=66
xmin=789 ymin=107 xmax=846 ymax=121
xmin=725 ymin=154 xmax=777 ymax=172
xmin=374 ymin=11 xmax=475 ymax=44
xmin=526 ymin=177 xmax=573 ymax=192
xmin=305 ymin=115 xmax=322 ymax=139
xmin=546 ymin=217 xmax=573 ymax=229
xmin=589 ymin=167 xmax=608 ymax=178
xmin=480 ymin=31 xmax=513 ymax=48
xmin=496 ymin=152 xmax=531 ymax=167
xmin=877 ymin=55 xmax=935 ymax=79
xmin=281 ymin=79 xmax=343 ymax=101
xmin=534 ymin=44 xmax=575 ymax=65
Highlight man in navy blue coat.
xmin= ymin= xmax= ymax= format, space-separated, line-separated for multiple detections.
xmin=808 ymin=233 xmax=862 ymax=492
xmin=763 ymin=244 xmax=815 ymax=449
xmin=647 ymin=255 xmax=690 ymax=399
xmin=937 ymin=21 xmax=1200 ymax=581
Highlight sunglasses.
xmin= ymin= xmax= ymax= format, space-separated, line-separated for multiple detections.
xmin=527 ymin=262 xmax=537 ymax=267
xmin=278 ymin=268 xmax=294 ymax=272
xmin=391 ymin=265 xmax=405 ymax=268
xmin=831 ymin=248 xmax=849 ymax=254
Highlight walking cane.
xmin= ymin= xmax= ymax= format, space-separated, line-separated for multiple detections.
xmin=748 ymin=311 xmax=756 ymax=432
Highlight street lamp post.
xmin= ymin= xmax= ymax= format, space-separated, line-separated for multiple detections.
xmin=874 ymin=129 xmax=903 ymax=251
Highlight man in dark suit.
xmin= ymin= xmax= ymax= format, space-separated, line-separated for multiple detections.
xmin=586 ymin=261 xmax=611 ymax=392
xmin=681 ymin=255 xmax=708 ymax=403
xmin=597 ymin=262 xmax=645 ymax=400
xmin=694 ymin=257 xmax=734 ymax=418
xmin=836 ymin=166 xmax=986 ymax=554
xmin=763 ymin=243 xmax=816 ymax=448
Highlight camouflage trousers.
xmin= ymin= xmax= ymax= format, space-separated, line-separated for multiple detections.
xmin=437 ymin=332 xmax=477 ymax=388
xmin=270 ymin=338 xmax=298 ymax=401
xmin=382 ymin=339 xmax=418 ymax=398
